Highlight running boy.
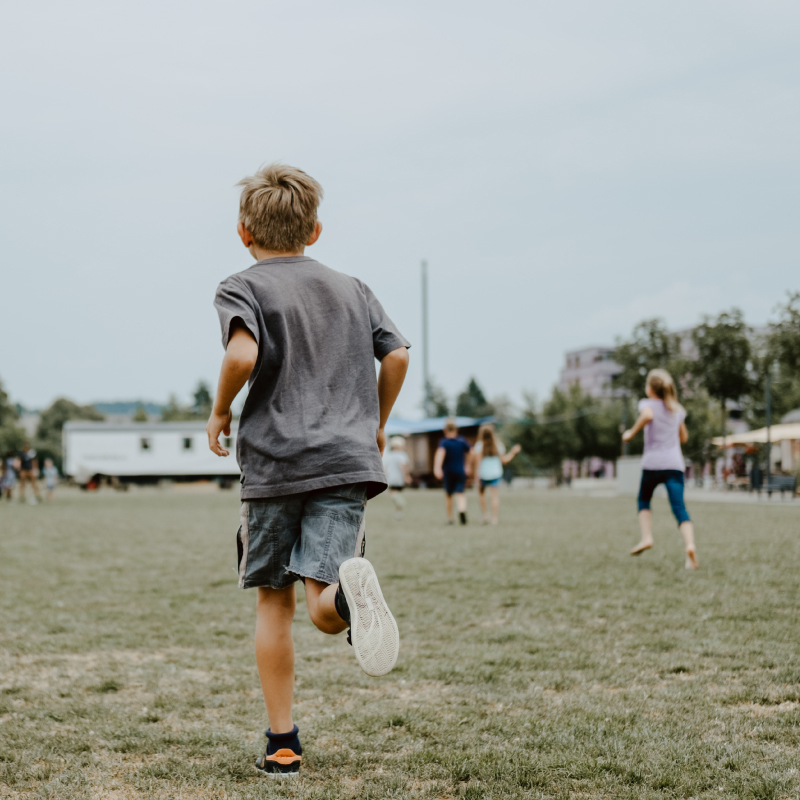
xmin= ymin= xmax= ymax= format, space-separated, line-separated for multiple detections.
xmin=207 ymin=164 xmax=410 ymax=776
xmin=433 ymin=419 xmax=471 ymax=525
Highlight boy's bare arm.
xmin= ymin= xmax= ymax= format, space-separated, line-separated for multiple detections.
xmin=376 ymin=347 xmax=409 ymax=454
xmin=207 ymin=326 xmax=259 ymax=457
xmin=433 ymin=447 xmax=446 ymax=480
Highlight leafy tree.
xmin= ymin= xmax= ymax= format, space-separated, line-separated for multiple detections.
xmin=423 ymin=379 xmax=450 ymax=417
xmin=35 ymin=398 xmax=105 ymax=466
xmin=613 ymin=319 xmax=686 ymax=395
xmin=692 ymin=309 xmax=752 ymax=436
xmin=193 ymin=381 xmax=213 ymax=417
xmin=133 ymin=404 xmax=149 ymax=422
xmin=455 ymin=378 xmax=494 ymax=418
xmin=508 ymin=385 xmax=621 ymax=476
xmin=769 ymin=292 xmax=800 ymax=373
xmin=161 ymin=394 xmax=195 ymax=422
xmin=163 ymin=381 xmax=215 ymax=421
xmin=0 ymin=378 xmax=25 ymax=455
xmin=681 ymin=387 xmax=718 ymax=467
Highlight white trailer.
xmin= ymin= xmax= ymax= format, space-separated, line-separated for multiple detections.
xmin=63 ymin=421 xmax=240 ymax=484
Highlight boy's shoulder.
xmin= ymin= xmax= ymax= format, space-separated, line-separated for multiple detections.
xmin=219 ymin=257 xmax=363 ymax=291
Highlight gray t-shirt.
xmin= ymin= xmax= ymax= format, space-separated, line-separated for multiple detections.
xmin=214 ymin=256 xmax=410 ymax=500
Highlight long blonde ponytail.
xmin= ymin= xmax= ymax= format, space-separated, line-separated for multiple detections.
xmin=646 ymin=369 xmax=682 ymax=413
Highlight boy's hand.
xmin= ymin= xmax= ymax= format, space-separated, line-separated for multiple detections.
xmin=377 ymin=427 xmax=386 ymax=455
xmin=207 ymin=409 xmax=233 ymax=456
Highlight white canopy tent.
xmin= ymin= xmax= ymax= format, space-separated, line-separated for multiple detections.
xmin=711 ymin=423 xmax=800 ymax=447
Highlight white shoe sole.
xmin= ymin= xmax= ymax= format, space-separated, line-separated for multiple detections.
xmin=339 ymin=558 xmax=399 ymax=677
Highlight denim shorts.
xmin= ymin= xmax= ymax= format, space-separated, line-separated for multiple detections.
xmin=237 ymin=483 xmax=368 ymax=590
xmin=443 ymin=471 xmax=466 ymax=495
xmin=637 ymin=469 xmax=690 ymax=525
xmin=480 ymin=478 xmax=501 ymax=488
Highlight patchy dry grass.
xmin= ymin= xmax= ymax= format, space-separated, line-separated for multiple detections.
xmin=1 ymin=487 xmax=799 ymax=798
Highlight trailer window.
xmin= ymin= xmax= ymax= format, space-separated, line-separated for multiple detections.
xmin=140 ymin=438 xmax=151 ymax=451
xmin=224 ymin=437 xmax=234 ymax=450
xmin=182 ymin=437 xmax=193 ymax=451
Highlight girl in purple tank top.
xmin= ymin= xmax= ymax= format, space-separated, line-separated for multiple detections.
xmin=622 ymin=369 xmax=699 ymax=570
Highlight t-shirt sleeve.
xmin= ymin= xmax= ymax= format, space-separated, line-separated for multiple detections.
xmin=214 ymin=277 xmax=260 ymax=349
xmin=638 ymin=398 xmax=651 ymax=413
xmin=361 ymin=282 xmax=411 ymax=360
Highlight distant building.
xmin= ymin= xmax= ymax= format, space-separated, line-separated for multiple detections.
xmin=559 ymin=346 xmax=621 ymax=399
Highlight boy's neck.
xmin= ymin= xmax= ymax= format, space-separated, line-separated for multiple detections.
xmin=250 ymin=245 xmax=305 ymax=261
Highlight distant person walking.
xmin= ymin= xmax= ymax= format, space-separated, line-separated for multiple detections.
xmin=622 ymin=369 xmax=698 ymax=570
xmin=17 ymin=444 xmax=41 ymax=505
xmin=472 ymin=424 xmax=521 ymax=525
xmin=383 ymin=436 xmax=411 ymax=519
xmin=43 ymin=458 xmax=59 ymax=501
xmin=1 ymin=456 xmax=17 ymax=501
xmin=433 ymin=419 xmax=471 ymax=525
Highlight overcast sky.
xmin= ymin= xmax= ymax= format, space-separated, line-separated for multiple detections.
xmin=2 ymin=0 xmax=799 ymax=417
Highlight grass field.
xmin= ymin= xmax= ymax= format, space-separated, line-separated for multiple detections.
xmin=1 ymin=487 xmax=800 ymax=799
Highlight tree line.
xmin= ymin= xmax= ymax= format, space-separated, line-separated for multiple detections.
xmin=3 ymin=293 xmax=799 ymax=475
xmin=429 ymin=292 xmax=800 ymax=477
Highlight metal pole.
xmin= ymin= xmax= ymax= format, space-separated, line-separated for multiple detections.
xmin=421 ymin=260 xmax=431 ymax=417
xmin=765 ymin=373 xmax=772 ymax=498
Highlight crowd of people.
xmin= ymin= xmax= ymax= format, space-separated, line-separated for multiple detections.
xmin=0 ymin=444 xmax=58 ymax=504
xmin=383 ymin=420 xmax=521 ymax=525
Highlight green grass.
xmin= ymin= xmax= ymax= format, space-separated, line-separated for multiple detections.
xmin=1 ymin=487 xmax=800 ymax=799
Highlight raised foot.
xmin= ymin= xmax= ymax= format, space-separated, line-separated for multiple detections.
xmin=685 ymin=549 xmax=699 ymax=570
xmin=630 ymin=541 xmax=653 ymax=556
xmin=339 ymin=557 xmax=399 ymax=677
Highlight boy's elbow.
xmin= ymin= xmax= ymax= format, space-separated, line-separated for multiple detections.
xmin=227 ymin=345 xmax=258 ymax=373
xmin=384 ymin=347 xmax=409 ymax=367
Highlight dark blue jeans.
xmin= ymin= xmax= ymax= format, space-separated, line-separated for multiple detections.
xmin=637 ymin=469 xmax=691 ymax=525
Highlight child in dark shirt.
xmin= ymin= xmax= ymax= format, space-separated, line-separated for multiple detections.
xmin=433 ymin=419 xmax=471 ymax=525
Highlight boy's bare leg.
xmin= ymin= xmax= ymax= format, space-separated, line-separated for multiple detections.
xmin=305 ymin=579 xmax=348 ymax=634
xmin=445 ymin=494 xmax=454 ymax=521
xmin=455 ymin=493 xmax=467 ymax=513
xmin=255 ymin=586 xmax=296 ymax=734
xmin=631 ymin=510 xmax=654 ymax=554
xmin=680 ymin=521 xmax=698 ymax=569
xmin=490 ymin=486 xmax=500 ymax=524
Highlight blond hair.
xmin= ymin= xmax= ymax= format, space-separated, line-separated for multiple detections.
xmin=444 ymin=419 xmax=458 ymax=435
xmin=237 ymin=163 xmax=323 ymax=253
xmin=478 ymin=423 xmax=499 ymax=457
xmin=646 ymin=369 xmax=682 ymax=413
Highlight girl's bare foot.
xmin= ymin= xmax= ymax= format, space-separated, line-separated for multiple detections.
xmin=630 ymin=541 xmax=653 ymax=556
xmin=685 ymin=548 xmax=699 ymax=570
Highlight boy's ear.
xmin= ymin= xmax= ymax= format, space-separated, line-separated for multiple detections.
xmin=237 ymin=222 xmax=255 ymax=249
xmin=306 ymin=220 xmax=323 ymax=247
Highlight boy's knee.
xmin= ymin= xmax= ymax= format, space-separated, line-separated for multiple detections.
xmin=257 ymin=585 xmax=296 ymax=614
